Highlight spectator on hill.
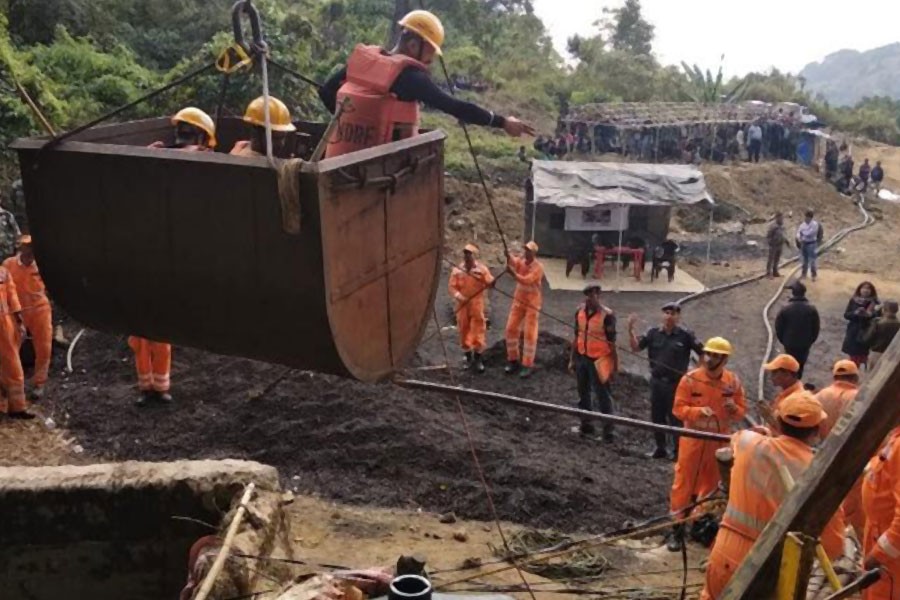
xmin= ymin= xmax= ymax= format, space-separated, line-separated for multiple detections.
xmin=734 ymin=127 xmax=745 ymax=161
xmin=824 ymin=140 xmax=839 ymax=179
xmin=842 ymin=281 xmax=881 ymax=368
xmin=863 ymin=300 xmax=900 ymax=369
xmin=565 ymin=131 xmax=575 ymax=153
xmin=858 ymin=158 xmax=871 ymax=193
xmin=747 ymin=121 xmax=763 ymax=163
xmin=796 ymin=210 xmax=824 ymax=282
xmin=766 ymin=212 xmax=791 ymax=278
xmin=872 ymin=161 xmax=885 ymax=195
xmin=774 ymin=281 xmax=820 ymax=379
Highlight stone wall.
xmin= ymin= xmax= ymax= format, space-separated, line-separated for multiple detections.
xmin=0 ymin=460 xmax=283 ymax=600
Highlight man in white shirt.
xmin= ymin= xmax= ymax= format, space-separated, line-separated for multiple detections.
xmin=795 ymin=210 xmax=823 ymax=282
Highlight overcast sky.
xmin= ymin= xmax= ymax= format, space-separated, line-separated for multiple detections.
xmin=532 ymin=0 xmax=900 ymax=75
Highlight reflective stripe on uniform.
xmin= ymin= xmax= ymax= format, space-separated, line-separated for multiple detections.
xmin=722 ymin=505 xmax=766 ymax=538
xmin=878 ymin=534 xmax=900 ymax=559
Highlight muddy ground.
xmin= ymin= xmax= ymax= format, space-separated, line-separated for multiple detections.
xmin=6 ymin=153 xmax=900 ymax=566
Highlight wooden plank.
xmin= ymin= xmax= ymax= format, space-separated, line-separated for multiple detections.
xmin=720 ymin=334 xmax=900 ymax=598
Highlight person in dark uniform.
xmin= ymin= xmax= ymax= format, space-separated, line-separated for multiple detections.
xmin=568 ymin=284 xmax=618 ymax=442
xmin=628 ymin=302 xmax=704 ymax=459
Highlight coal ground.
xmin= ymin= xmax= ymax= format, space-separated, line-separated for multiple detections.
xmin=40 ymin=315 xmax=671 ymax=535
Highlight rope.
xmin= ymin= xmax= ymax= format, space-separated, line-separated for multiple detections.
xmin=266 ymin=58 xmax=324 ymax=89
xmin=42 ymin=62 xmax=216 ymax=151
xmin=260 ymin=56 xmax=275 ymax=165
xmin=429 ymin=307 xmax=538 ymax=600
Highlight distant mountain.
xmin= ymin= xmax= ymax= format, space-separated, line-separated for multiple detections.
xmin=800 ymin=43 xmax=900 ymax=106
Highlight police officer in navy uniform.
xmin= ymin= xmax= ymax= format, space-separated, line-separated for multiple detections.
xmin=628 ymin=302 xmax=704 ymax=459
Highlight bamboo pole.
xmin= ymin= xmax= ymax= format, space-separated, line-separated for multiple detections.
xmin=194 ymin=483 xmax=256 ymax=600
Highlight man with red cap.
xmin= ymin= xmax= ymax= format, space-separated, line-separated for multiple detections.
xmin=700 ymin=391 xmax=844 ymax=599
xmin=448 ymin=243 xmax=494 ymax=373
xmin=504 ymin=241 xmax=544 ymax=378
xmin=3 ymin=235 xmax=52 ymax=400
xmin=762 ymin=353 xmax=803 ymax=420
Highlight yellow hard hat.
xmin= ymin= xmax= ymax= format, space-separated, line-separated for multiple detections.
xmin=702 ymin=336 xmax=733 ymax=356
xmin=243 ymin=96 xmax=296 ymax=132
xmin=398 ymin=10 xmax=445 ymax=55
xmin=172 ymin=107 xmax=217 ymax=148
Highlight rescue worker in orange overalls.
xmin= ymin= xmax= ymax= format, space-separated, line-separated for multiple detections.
xmin=762 ymin=353 xmax=804 ymax=421
xmin=448 ymin=243 xmax=494 ymax=373
xmin=3 ymin=235 xmax=52 ymax=400
xmin=132 ymin=107 xmax=217 ymax=407
xmin=862 ymin=424 xmax=900 ymax=600
xmin=700 ymin=391 xmax=844 ymax=599
xmin=568 ymin=284 xmax=618 ymax=441
xmin=817 ymin=359 xmax=864 ymax=537
xmin=667 ymin=336 xmax=746 ymax=551
xmin=318 ymin=10 xmax=533 ymax=159
xmin=0 ymin=262 xmax=31 ymax=419
xmin=504 ymin=241 xmax=544 ymax=379
xmin=229 ymin=96 xmax=296 ymax=158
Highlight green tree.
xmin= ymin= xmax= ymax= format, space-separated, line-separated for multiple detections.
xmin=604 ymin=0 xmax=653 ymax=56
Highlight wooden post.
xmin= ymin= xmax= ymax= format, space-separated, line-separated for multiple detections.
xmin=194 ymin=483 xmax=256 ymax=600
xmin=720 ymin=335 xmax=900 ymax=598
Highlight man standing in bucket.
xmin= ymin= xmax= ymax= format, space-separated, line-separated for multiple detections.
xmin=318 ymin=10 xmax=533 ymax=158
xmin=568 ymin=284 xmax=618 ymax=442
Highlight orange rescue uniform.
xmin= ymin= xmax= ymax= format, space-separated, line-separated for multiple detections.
xmin=0 ymin=267 xmax=26 ymax=414
xmin=448 ymin=260 xmax=494 ymax=353
xmin=505 ymin=256 xmax=544 ymax=368
xmin=3 ymin=254 xmax=52 ymax=387
xmin=701 ymin=429 xmax=845 ymax=599
xmin=817 ymin=380 xmax=863 ymax=536
xmin=772 ymin=379 xmax=804 ymax=414
xmin=670 ymin=366 xmax=746 ymax=516
xmin=862 ymin=427 xmax=900 ymax=600
xmin=326 ymin=45 xmax=425 ymax=158
xmin=128 ymin=337 xmax=172 ymax=393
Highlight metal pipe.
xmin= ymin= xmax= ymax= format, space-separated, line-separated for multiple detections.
xmin=396 ymin=379 xmax=731 ymax=442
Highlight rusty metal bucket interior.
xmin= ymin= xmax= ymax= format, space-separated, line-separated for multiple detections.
xmin=12 ymin=118 xmax=445 ymax=382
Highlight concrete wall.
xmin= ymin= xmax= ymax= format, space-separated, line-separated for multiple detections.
xmin=0 ymin=460 xmax=281 ymax=600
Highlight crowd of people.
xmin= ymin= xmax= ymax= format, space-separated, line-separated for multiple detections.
xmin=826 ymin=141 xmax=887 ymax=198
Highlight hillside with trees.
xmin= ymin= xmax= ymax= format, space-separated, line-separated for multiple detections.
xmin=800 ymin=43 xmax=900 ymax=107
xmin=1 ymin=0 xmax=899 ymax=184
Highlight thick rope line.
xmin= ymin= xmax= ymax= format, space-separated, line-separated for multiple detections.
xmin=43 ymin=62 xmax=216 ymax=151
xmin=429 ymin=307 xmax=538 ymax=600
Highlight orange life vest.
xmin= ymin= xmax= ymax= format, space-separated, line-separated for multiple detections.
xmin=574 ymin=305 xmax=612 ymax=359
xmin=325 ymin=45 xmax=425 ymax=158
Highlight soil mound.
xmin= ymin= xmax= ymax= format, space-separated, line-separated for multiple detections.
xmin=444 ymin=179 xmax=524 ymax=266
xmin=43 ymin=329 xmax=671 ymax=534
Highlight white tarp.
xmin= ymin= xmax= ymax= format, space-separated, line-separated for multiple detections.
xmin=532 ymin=160 xmax=714 ymax=208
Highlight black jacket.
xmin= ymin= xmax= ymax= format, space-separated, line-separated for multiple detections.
xmin=775 ymin=297 xmax=820 ymax=350
xmin=843 ymin=296 xmax=881 ymax=355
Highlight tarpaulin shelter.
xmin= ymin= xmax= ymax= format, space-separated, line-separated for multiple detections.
xmin=525 ymin=160 xmax=714 ymax=259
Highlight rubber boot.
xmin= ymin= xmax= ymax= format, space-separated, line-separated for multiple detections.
xmin=666 ymin=524 xmax=685 ymax=552
xmin=504 ymin=360 xmax=519 ymax=375
xmin=462 ymin=351 xmax=473 ymax=370
xmin=157 ymin=391 xmax=173 ymax=403
xmin=8 ymin=410 xmax=36 ymax=420
xmin=135 ymin=390 xmax=154 ymax=407
xmin=519 ymin=366 xmax=532 ymax=379
xmin=30 ymin=385 xmax=45 ymax=401
xmin=472 ymin=353 xmax=485 ymax=374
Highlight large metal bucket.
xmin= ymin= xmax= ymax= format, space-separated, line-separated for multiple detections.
xmin=12 ymin=118 xmax=445 ymax=382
